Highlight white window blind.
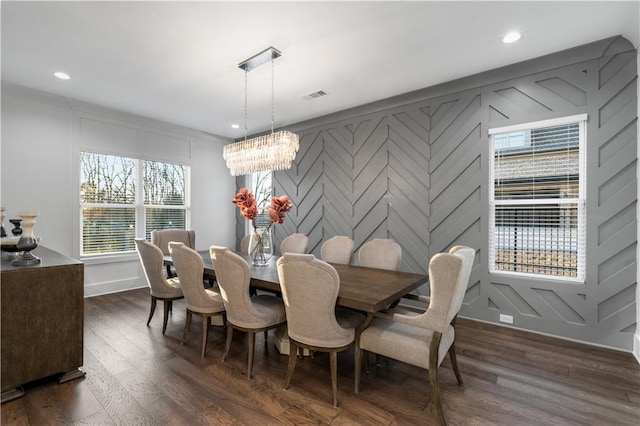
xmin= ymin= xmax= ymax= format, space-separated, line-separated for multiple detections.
xmin=80 ymin=151 xmax=189 ymax=256
xmin=489 ymin=115 xmax=586 ymax=281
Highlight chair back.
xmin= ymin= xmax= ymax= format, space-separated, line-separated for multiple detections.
xmin=277 ymin=253 xmax=354 ymax=348
xmin=135 ymin=238 xmax=181 ymax=298
xmin=358 ymin=238 xmax=401 ymax=271
xmin=280 ymin=233 xmax=309 ymax=255
xmin=151 ymin=229 xmax=196 ymax=255
xmin=320 ymin=236 xmax=354 ymax=265
xmin=240 ymin=235 xmax=251 ymax=254
xmin=422 ymin=246 xmax=475 ymax=333
xmin=169 ymin=242 xmax=216 ymax=312
xmin=210 ymin=246 xmax=265 ymax=328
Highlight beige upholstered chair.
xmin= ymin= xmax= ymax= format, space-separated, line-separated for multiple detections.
xmin=355 ymin=245 xmax=476 ymax=426
xmin=277 ymin=253 xmax=364 ymax=407
xmin=210 ymin=246 xmax=287 ymax=378
xmin=240 ymin=235 xmax=251 ymax=254
xmin=169 ymin=242 xmax=225 ymax=357
xmin=358 ymin=238 xmax=402 ymax=271
xmin=280 ymin=233 xmax=309 ymax=255
xmin=320 ymin=236 xmax=354 ymax=265
xmin=134 ymin=238 xmax=184 ymax=334
xmin=151 ymin=229 xmax=196 ymax=277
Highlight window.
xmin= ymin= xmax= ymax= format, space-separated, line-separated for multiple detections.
xmin=489 ymin=115 xmax=586 ymax=281
xmin=80 ymin=151 xmax=189 ymax=256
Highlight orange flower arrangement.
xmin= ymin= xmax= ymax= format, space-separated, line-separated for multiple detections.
xmin=233 ymin=187 xmax=293 ymax=262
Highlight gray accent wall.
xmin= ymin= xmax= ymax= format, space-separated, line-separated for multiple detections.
xmin=238 ymin=36 xmax=638 ymax=351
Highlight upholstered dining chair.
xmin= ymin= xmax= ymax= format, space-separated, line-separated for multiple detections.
xmin=358 ymin=238 xmax=402 ymax=271
xmin=320 ymin=236 xmax=354 ymax=265
xmin=134 ymin=238 xmax=184 ymax=334
xmin=280 ymin=233 xmax=309 ymax=255
xmin=240 ymin=235 xmax=251 ymax=254
xmin=169 ymin=242 xmax=226 ymax=357
xmin=277 ymin=253 xmax=365 ymax=407
xmin=210 ymin=246 xmax=287 ymax=378
xmin=354 ymin=245 xmax=476 ymax=426
xmin=151 ymin=229 xmax=196 ymax=277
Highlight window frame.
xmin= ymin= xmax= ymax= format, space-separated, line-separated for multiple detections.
xmin=488 ymin=114 xmax=587 ymax=283
xmin=79 ymin=151 xmax=191 ymax=259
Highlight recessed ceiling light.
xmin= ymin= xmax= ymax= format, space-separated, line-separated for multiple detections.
xmin=231 ymin=124 xmax=240 ymax=129
xmin=54 ymin=71 xmax=70 ymax=80
xmin=502 ymin=31 xmax=521 ymax=44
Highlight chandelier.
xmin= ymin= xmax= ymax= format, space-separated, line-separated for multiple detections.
xmin=223 ymin=47 xmax=300 ymax=176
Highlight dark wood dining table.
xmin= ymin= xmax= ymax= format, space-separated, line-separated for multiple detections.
xmin=164 ymin=251 xmax=428 ymax=314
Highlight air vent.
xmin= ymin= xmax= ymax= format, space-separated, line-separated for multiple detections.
xmin=303 ymin=90 xmax=327 ymax=100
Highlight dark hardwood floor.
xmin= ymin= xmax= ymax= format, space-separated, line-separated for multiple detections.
xmin=2 ymin=288 xmax=639 ymax=425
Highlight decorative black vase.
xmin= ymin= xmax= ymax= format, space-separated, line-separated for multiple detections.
xmin=12 ymin=212 xmax=40 ymax=266
xmin=9 ymin=219 xmax=22 ymax=236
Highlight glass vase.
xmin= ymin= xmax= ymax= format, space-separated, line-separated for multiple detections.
xmin=248 ymin=226 xmax=273 ymax=266
xmin=12 ymin=211 xmax=41 ymax=266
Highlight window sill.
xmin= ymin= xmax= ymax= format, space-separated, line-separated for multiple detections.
xmin=489 ymin=270 xmax=585 ymax=285
xmin=79 ymin=252 xmax=138 ymax=266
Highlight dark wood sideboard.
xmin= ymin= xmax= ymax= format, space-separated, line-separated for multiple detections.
xmin=1 ymin=246 xmax=85 ymax=403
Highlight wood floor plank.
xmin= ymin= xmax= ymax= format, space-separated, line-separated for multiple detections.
xmin=81 ymin=351 xmax=157 ymax=425
xmin=2 ymin=289 xmax=639 ymax=425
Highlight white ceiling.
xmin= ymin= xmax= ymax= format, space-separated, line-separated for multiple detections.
xmin=2 ymin=1 xmax=638 ymax=139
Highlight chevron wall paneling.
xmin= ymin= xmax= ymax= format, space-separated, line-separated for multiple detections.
xmin=258 ymin=36 xmax=636 ymax=350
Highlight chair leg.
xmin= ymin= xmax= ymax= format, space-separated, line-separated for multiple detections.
xmin=429 ymin=365 xmax=446 ymax=426
xmin=247 ymin=331 xmax=256 ymax=379
xmin=375 ymin=353 xmax=381 ymax=366
xmin=363 ymin=349 xmax=370 ymax=373
xmin=222 ymin=325 xmax=233 ymax=362
xmin=162 ymin=300 xmax=170 ymax=335
xmin=284 ymin=341 xmax=297 ymax=389
xmin=429 ymin=332 xmax=447 ymax=426
xmin=354 ymin=344 xmax=362 ymax=393
xmin=147 ymin=297 xmax=157 ymax=326
xmin=201 ymin=314 xmax=209 ymax=357
xmin=168 ymin=300 xmax=173 ymax=312
xmin=263 ymin=330 xmax=268 ymax=341
xmin=448 ymin=343 xmax=463 ymax=386
xmin=330 ymin=350 xmax=338 ymax=407
xmin=182 ymin=310 xmax=192 ymax=344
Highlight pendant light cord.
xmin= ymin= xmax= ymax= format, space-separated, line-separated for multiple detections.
xmin=244 ymin=70 xmax=248 ymax=142
xmin=271 ymin=57 xmax=275 ymax=134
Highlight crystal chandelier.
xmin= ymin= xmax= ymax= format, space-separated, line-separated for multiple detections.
xmin=223 ymin=47 xmax=299 ymax=176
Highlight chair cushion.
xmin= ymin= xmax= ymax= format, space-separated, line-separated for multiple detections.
xmin=186 ymin=288 xmax=225 ymax=314
xmin=150 ymin=277 xmax=183 ymax=299
xmin=231 ymin=294 xmax=286 ymax=329
xmin=359 ymin=318 xmax=455 ymax=370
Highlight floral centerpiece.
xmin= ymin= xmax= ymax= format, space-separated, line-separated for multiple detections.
xmin=233 ymin=187 xmax=293 ymax=265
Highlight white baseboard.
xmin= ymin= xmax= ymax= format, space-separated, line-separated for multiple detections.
xmin=84 ymin=278 xmax=146 ymax=298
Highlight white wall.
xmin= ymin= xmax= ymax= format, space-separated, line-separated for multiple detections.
xmin=1 ymin=83 xmax=236 ymax=296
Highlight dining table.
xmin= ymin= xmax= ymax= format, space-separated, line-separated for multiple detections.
xmin=163 ymin=250 xmax=428 ymax=314
xmin=164 ymin=250 xmax=428 ymax=355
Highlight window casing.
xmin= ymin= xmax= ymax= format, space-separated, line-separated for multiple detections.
xmin=489 ymin=115 xmax=586 ymax=282
xmin=80 ymin=151 xmax=190 ymax=256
